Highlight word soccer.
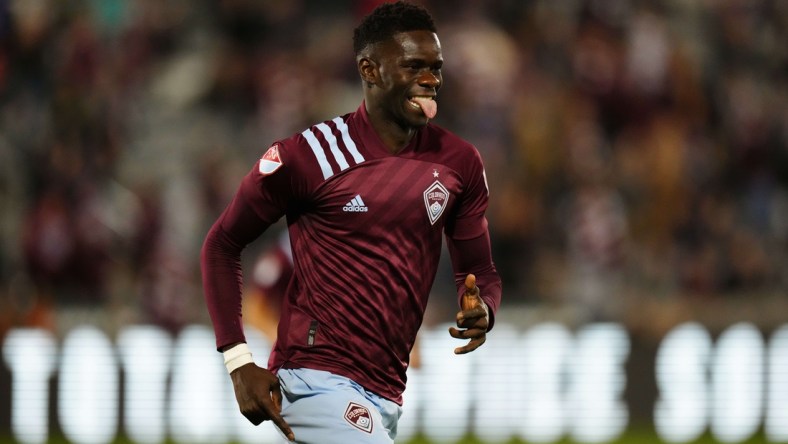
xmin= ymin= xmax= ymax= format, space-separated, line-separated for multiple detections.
xmin=2 ymin=321 xmax=788 ymax=444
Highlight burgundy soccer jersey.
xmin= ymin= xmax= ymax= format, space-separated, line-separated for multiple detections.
xmin=202 ymin=103 xmax=501 ymax=404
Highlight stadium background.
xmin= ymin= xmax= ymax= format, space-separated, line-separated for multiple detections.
xmin=0 ymin=0 xmax=786 ymax=443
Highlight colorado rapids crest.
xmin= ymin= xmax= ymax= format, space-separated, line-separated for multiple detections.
xmin=423 ymin=180 xmax=449 ymax=225
xmin=344 ymin=402 xmax=373 ymax=433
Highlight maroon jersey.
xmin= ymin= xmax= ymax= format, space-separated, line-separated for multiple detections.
xmin=202 ymin=103 xmax=501 ymax=404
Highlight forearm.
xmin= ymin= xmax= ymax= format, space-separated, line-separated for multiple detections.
xmin=202 ymin=218 xmax=247 ymax=350
xmin=202 ymin=180 xmax=276 ymax=350
xmin=446 ymin=230 xmax=502 ymax=329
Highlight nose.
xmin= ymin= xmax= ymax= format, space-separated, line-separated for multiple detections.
xmin=418 ymin=72 xmax=441 ymax=89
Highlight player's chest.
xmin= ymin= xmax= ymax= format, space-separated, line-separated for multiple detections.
xmin=310 ymin=158 xmax=461 ymax=231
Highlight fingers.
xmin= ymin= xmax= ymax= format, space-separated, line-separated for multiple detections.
xmin=461 ymin=274 xmax=480 ymax=312
xmin=244 ymin=405 xmax=293 ymax=441
xmin=266 ymin=408 xmax=295 ymax=441
xmin=457 ymin=306 xmax=487 ymax=325
xmin=464 ymin=274 xmax=478 ymax=293
xmin=257 ymin=381 xmax=294 ymax=441
xmin=451 ymin=274 xmax=489 ymax=355
xmin=243 ymin=395 xmax=294 ymax=441
xmin=455 ymin=336 xmax=486 ymax=354
xmin=461 ymin=273 xmax=487 ymax=317
xmin=232 ymin=366 xmax=295 ymax=441
xmin=448 ymin=326 xmax=487 ymax=354
xmin=449 ymin=326 xmax=485 ymax=340
xmin=272 ymin=383 xmax=283 ymax=412
xmin=449 ymin=326 xmax=487 ymax=354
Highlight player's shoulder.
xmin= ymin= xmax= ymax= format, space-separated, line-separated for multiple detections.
xmin=422 ymin=123 xmax=483 ymax=164
xmin=426 ymin=123 xmax=478 ymax=151
xmin=287 ymin=112 xmax=353 ymax=149
xmin=259 ymin=112 xmax=363 ymax=181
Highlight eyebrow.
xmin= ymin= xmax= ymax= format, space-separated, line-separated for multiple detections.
xmin=401 ymin=57 xmax=443 ymax=67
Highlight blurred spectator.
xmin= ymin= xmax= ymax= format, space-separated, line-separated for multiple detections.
xmin=244 ymin=230 xmax=293 ymax=342
xmin=0 ymin=0 xmax=786 ymax=339
xmin=559 ymin=116 xmax=628 ymax=320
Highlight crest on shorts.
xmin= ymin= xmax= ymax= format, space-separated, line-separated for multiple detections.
xmin=258 ymin=143 xmax=283 ymax=175
xmin=344 ymin=402 xmax=373 ymax=434
xmin=423 ymin=180 xmax=450 ymax=225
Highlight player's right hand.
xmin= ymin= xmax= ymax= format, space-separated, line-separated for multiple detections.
xmin=230 ymin=363 xmax=295 ymax=441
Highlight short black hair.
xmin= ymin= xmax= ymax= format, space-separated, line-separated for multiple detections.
xmin=353 ymin=1 xmax=437 ymax=55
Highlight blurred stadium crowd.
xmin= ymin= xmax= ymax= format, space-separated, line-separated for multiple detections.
xmin=0 ymin=0 xmax=786 ymax=339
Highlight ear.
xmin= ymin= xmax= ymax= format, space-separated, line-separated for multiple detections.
xmin=358 ymin=57 xmax=378 ymax=87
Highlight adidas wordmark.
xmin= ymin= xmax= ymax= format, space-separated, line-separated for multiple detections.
xmin=343 ymin=195 xmax=368 ymax=212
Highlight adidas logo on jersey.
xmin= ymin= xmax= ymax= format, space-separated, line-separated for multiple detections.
xmin=343 ymin=195 xmax=368 ymax=212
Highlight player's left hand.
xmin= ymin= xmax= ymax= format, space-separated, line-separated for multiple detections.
xmin=449 ymin=274 xmax=489 ymax=354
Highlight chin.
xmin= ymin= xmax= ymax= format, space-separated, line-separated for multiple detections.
xmin=393 ymin=114 xmax=426 ymax=130
xmin=404 ymin=110 xmax=430 ymax=128
xmin=411 ymin=117 xmax=429 ymax=127
xmin=396 ymin=102 xmax=428 ymax=127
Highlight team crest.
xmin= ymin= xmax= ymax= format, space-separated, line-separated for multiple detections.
xmin=344 ymin=402 xmax=373 ymax=433
xmin=258 ymin=143 xmax=283 ymax=175
xmin=423 ymin=180 xmax=450 ymax=225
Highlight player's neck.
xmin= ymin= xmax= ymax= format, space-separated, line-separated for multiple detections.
xmin=367 ymin=113 xmax=417 ymax=155
xmin=379 ymin=128 xmax=416 ymax=155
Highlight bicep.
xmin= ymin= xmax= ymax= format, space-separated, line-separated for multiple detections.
xmin=219 ymin=163 xmax=296 ymax=245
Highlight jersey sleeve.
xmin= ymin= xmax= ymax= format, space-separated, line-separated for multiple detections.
xmin=444 ymin=145 xmax=490 ymax=241
xmin=446 ymin=231 xmax=502 ymax=330
xmin=444 ymin=144 xmax=501 ymax=329
xmin=201 ymin=144 xmax=295 ymax=350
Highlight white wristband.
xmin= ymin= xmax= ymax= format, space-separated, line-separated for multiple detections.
xmin=223 ymin=343 xmax=253 ymax=374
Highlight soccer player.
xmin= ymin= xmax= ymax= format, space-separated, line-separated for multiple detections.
xmin=201 ymin=2 xmax=502 ymax=443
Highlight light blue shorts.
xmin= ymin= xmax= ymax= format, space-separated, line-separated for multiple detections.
xmin=276 ymin=368 xmax=402 ymax=444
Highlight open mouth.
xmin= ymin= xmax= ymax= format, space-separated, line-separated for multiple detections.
xmin=408 ymin=96 xmax=437 ymax=119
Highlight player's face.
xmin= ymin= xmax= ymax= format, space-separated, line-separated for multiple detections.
xmin=370 ymin=30 xmax=443 ymax=128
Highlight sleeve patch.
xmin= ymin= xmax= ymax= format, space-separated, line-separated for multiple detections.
xmin=258 ymin=144 xmax=284 ymax=175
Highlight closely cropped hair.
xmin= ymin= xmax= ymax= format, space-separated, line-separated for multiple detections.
xmin=353 ymin=1 xmax=437 ymax=55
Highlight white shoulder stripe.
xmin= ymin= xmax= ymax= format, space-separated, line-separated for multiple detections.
xmin=333 ymin=117 xmax=365 ymax=163
xmin=302 ymin=128 xmax=334 ymax=180
xmin=303 ymin=117 xmax=365 ymax=181
xmin=315 ymin=123 xmax=350 ymax=171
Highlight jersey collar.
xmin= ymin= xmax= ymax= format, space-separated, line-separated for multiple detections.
xmin=353 ymin=101 xmax=424 ymax=157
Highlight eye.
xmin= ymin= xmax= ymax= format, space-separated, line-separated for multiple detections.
xmin=401 ymin=60 xmax=442 ymax=75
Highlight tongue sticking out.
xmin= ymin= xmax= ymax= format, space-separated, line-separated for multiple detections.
xmin=411 ymin=97 xmax=437 ymax=119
